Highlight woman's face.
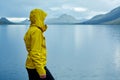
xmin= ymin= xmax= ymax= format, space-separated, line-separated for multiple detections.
xmin=42 ymin=24 xmax=48 ymax=32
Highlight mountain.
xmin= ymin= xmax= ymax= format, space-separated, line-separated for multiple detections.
xmin=82 ymin=6 xmax=120 ymax=24
xmin=0 ymin=17 xmax=30 ymax=25
xmin=89 ymin=14 xmax=104 ymax=21
xmin=103 ymin=17 xmax=120 ymax=25
xmin=0 ymin=17 xmax=14 ymax=24
xmin=46 ymin=14 xmax=79 ymax=24
xmin=19 ymin=19 xmax=30 ymax=25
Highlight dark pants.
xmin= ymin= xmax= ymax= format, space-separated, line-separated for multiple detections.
xmin=26 ymin=67 xmax=55 ymax=80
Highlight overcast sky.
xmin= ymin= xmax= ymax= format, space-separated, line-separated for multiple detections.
xmin=0 ymin=0 xmax=120 ymax=19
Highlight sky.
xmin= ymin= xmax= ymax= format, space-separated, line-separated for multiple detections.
xmin=0 ymin=0 xmax=120 ymax=20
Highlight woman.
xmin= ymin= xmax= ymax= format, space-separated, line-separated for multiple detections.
xmin=24 ymin=9 xmax=55 ymax=80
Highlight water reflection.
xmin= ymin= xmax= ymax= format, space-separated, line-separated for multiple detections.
xmin=74 ymin=26 xmax=83 ymax=49
xmin=114 ymin=44 xmax=120 ymax=70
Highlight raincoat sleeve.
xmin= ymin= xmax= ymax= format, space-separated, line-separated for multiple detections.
xmin=29 ymin=29 xmax=46 ymax=76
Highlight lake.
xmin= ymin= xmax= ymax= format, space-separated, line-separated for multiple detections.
xmin=0 ymin=25 xmax=120 ymax=80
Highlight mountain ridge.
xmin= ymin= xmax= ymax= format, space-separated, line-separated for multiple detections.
xmin=82 ymin=6 xmax=120 ymax=24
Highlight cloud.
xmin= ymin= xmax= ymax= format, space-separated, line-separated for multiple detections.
xmin=7 ymin=17 xmax=27 ymax=22
xmin=49 ymin=7 xmax=61 ymax=11
xmin=74 ymin=7 xmax=87 ymax=12
xmin=98 ymin=0 xmax=120 ymax=9
xmin=0 ymin=0 xmax=120 ymax=19
xmin=86 ymin=11 xmax=107 ymax=19
xmin=101 ymin=0 xmax=120 ymax=5
xmin=50 ymin=5 xmax=87 ymax=12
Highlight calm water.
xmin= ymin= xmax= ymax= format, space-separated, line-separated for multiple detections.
xmin=0 ymin=25 xmax=120 ymax=80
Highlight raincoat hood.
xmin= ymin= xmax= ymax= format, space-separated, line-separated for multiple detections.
xmin=30 ymin=9 xmax=47 ymax=32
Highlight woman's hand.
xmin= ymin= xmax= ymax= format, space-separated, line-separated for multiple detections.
xmin=40 ymin=74 xmax=46 ymax=79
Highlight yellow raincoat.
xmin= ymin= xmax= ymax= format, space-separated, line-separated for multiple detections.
xmin=24 ymin=9 xmax=47 ymax=76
